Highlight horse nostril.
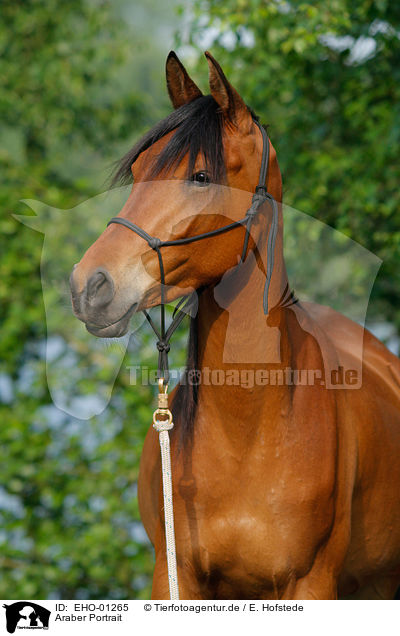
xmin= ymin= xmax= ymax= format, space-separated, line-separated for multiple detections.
xmin=86 ymin=268 xmax=115 ymax=307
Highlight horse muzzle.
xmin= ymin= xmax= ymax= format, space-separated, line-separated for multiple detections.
xmin=70 ymin=265 xmax=135 ymax=337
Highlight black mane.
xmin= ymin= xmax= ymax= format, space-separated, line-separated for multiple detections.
xmin=112 ymin=95 xmax=227 ymax=186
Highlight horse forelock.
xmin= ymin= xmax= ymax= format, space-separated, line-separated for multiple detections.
xmin=112 ymin=95 xmax=231 ymax=186
xmin=111 ymin=94 xmax=265 ymax=188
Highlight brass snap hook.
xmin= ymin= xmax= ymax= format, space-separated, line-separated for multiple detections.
xmin=153 ymin=377 xmax=173 ymax=430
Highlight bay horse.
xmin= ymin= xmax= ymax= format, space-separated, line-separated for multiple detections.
xmin=70 ymin=51 xmax=400 ymax=599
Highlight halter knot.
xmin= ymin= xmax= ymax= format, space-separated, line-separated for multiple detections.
xmin=157 ymin=340 xmax=170 ymax=353
xmin=245 ymin=192 xmax=266 ymax=221
xmin=149 ymin=237 xmax=162 ymax=250
xmin=252 ymin=191 xmax=268 ymax=207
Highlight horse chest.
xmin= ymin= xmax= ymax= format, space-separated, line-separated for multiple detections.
xmin=176 ymin=446 xmax=336 ymax=590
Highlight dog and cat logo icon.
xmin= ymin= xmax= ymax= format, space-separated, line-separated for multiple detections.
xmin=2 ymin=602 xmax=50 ymax=633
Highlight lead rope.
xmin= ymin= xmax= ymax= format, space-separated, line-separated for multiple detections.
xmin=152 ymin=378 xmax=179 ymax=599
xmin=146 ymin=299 xmax=195 ymax=599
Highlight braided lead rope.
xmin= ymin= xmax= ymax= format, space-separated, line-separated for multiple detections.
xmin=152 ymin=381 xmax=179 ymax=599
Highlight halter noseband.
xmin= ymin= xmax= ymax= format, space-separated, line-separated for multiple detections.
xmin=107 ymin=120 xmax=278 ymax=383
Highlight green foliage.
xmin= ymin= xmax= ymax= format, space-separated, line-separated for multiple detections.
xmin=182 ymin=0 xmax=400 ymax=333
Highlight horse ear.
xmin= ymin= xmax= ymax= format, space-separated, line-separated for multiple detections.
xmin=205 ymin=51 xmax=251 ymax=131
xmin=166 ymin=51 xmax=203 ymax=109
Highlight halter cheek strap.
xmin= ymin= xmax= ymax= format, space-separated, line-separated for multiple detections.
xmin=107 ymin=120 xmax=278 ymax=383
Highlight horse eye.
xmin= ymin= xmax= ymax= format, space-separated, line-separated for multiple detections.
xmin=191 ymin=171 xmax=210 ymax=185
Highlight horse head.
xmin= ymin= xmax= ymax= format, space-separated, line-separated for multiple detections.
xmin=70 ymin=51 xmax=282 ymax=337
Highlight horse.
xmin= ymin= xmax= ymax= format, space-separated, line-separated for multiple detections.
xmin=70 ymin=51 xmax=400 ymax=599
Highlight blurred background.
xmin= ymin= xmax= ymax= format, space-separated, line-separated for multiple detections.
xmin=1 ymin=0 xmax=399 ymax=599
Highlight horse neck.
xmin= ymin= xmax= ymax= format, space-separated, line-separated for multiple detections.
xmin=195 ymin=227 xmax=292 ymax=439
